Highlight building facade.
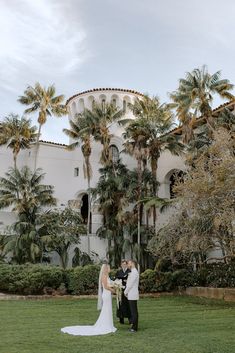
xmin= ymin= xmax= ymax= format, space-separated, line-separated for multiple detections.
xmin=0 ymin=88 xmax=186 ymax=264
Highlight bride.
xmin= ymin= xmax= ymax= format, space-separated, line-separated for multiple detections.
xmin=61 ymin=263 xmax=117 ymax=336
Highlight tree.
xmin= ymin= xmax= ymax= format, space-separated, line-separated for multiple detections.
xmin=63 ymin=115 xmax=94 ymax=256
xmin=38 ymin=207 xmax=86 ymax=269
xmin=149 ymin=127 xmax=235 ymax=266
xmin=122 ymin=95 xmax=183 ymax=267
xmin=92 ymin=162 xmax=130 ymax=267
xmin=83 ymin=102 xmax=123 ymax=166
xmin=0 ymin=167 xmax=56 ymax=263
xmin=170 ymin=65 xmax=234 ymax=141
xmin=18 ymin=83 xmax=67 ymax=169
xmin=0 ymin=233 xmax=8 ymax=263
xmin=0 ymin=114 xmax=37 ymax=169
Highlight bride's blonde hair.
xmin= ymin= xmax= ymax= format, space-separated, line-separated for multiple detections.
xmin=97 ymin=262 xmax=110 ymax=310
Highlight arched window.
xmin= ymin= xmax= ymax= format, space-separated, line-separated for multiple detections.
xmin=81 ymin=193 xmax=92 ymax=232
xmin=71 ymin=101 xmax=76 ymax=116
xmin=99 ymin=94 xmax=106 ymax=111
xmin=111 ymin=94 xmax=118 ymax=108
xmin=109 ymin=145 xmax=119 ymax=163
xmin=102 ymin=99 xmax=106 ymax=111
xmin=123 ymin=99 xmax=127 ymax=113
xmin=81 ymin=194 xmax=88 ymax=223
xmin=78 ymin=98 xmax=85 ymax=113
xmin=88 ymin=95 xmax=95 ymax=110
xmin=169 ymin=170 xmax=185 ymax=199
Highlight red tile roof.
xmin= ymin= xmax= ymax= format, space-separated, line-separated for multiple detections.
xmin=171 ymin=99 xmax=235 ymax=135
xmin=39 ymin=140 xmax=68 ymax=147
xmin=66 ymin=88 xmax=144 ymax=105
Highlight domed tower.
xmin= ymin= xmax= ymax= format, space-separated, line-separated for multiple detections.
xmin=66 ymin=87 xmax=144 ymax=131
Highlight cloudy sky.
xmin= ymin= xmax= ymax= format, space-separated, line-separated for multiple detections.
xmin=1 ymin=0 xmax=235 ymax=143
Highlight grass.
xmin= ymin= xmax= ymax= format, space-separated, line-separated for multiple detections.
xmin=1 ymin=296 xmax=235 ymax=353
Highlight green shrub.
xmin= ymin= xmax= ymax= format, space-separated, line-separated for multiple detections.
xmin=196 ymin=263 xmax=235 ymax=288
xmin=0 ymin=264 xmax=64 ymax=294
xmin=140 ymin=269 xmax=157 ymax=293
xmin=0 ymin=262 xmax=234 ymax=296
xmin=171 ymin=269 xmax=197 ymax=288
xmin=66 ymin=265 xmax=100 ymax=295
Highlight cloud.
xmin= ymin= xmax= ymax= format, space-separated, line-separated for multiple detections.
xmin=0 ymin=0 xmax=88 ymax=94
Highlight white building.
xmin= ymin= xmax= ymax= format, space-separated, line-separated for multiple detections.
xmin=0 ymin=87 xmax=193 ymax=263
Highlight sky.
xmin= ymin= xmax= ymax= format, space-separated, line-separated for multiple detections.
xmin=1 ymin=0 xmax=235 ymax=143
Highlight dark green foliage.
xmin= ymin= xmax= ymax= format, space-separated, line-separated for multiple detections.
xmin=66 ymin=265 xmax=101 ymax=295
xmin=0 ymin=264 xmax=64 ymax=294
xmin=1 ymin=263 xmax=234 ymax=295
xmin=140 ymin=263 xmax=235 ymax=293
xmin=196 ymin=263 xmax=235 ymax=288
xmin=139 ymin=269 xmax=157 ymax=292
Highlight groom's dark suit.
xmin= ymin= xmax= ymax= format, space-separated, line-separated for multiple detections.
xmin=115 ymin=267 xmax=131 ymax=324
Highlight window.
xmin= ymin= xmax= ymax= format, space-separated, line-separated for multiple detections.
xmin=109 ymin=145 xmax=119 ymax=163
xmin=112 ymin=98 xmax=116 ymax=107
xmin=123 ymin=99 xmax=127 ymax=113
xmin=102 ymin=99 xmax=106 ymax=111
xmin=81 ymin=193 xmax=92 ymax=232
xmin=74 ymin=167 xmax=79 ymax=177
xmin=169 ymin=170 xmax=185 ymax=198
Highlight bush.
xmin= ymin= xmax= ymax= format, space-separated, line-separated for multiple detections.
xmin=0 ymin=262 xmax=234 ymax=296
xmin=139 ymin=267 xmax=231 ymax=293
xmin=196 ymin=263 xmax=235 ymax=288
xmin=66 ymin=265 xmax=100 ymax=295
xmin=0 ymin=264 xmax=64 ymax=294
xmin=140 ymin=269 xmax=157 ymax=293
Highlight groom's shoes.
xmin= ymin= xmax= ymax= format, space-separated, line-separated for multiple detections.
xmin=129 ymin=328 xmax=137 ymax=333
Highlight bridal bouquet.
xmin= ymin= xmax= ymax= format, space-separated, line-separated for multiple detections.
xmin=110 ymin=279 xmax=124 ymax=307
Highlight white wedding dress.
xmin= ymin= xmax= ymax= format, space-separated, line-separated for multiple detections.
xmin=61 ymin=279 xmax=117 ymax=336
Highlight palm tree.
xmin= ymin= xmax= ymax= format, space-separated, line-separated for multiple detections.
xmin=92 ymin=162 xmax=130 ymax=266
xmin=170 ymin=65 xmax=234 ymax=139
xmin=0 ymin=167 xmax=56 ymax=263
xmin=83 ymin=102 xmax=124 ymax=166
xmin=0 ymin=166 xmax=56 ymax=215
xmin=0 ymin=114 xmax=37 ymax=169
xmin=63 ymin=114 xmax=95 ymax=256
xmin=122 ymin=119 xmax=150 ymax=269
xmin=217 ymin=107 xmax=235 ymax=130
xmin=18 ymin=83 xmax=67 ymax=169
xmin=122 ymin=95 xmax=184 ymax=267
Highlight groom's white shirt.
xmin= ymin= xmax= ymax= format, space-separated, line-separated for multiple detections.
xmin=124 ymin=267 xmax=139 ymax=300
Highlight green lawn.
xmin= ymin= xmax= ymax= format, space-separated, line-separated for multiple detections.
xmin=1 ymin=296 xmax=235 ymax=353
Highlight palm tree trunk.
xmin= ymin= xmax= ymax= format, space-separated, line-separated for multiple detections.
xmin=87 ymin=177 xmax=91 ymax=257
xmin=137 ymin=157 xmax=142 ymax=272
xmin=151 ymin=158 xmax=158 ymax=234
xmin=34 ymin=124 xmax=42 ymax=171
xmin=137 ymin=204 xmax=141 ymax=272
xmin=13 ymin=154 xmax=17 ymax=170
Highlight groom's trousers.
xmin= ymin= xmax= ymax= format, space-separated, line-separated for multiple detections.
xmin=129 ymin=300 xmax=138 ymax=331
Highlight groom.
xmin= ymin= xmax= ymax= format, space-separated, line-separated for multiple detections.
xmin=115 ymin=259 xmax=131 ymax=324
xmin=124 ymin=260 xmax=139 ymax=332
